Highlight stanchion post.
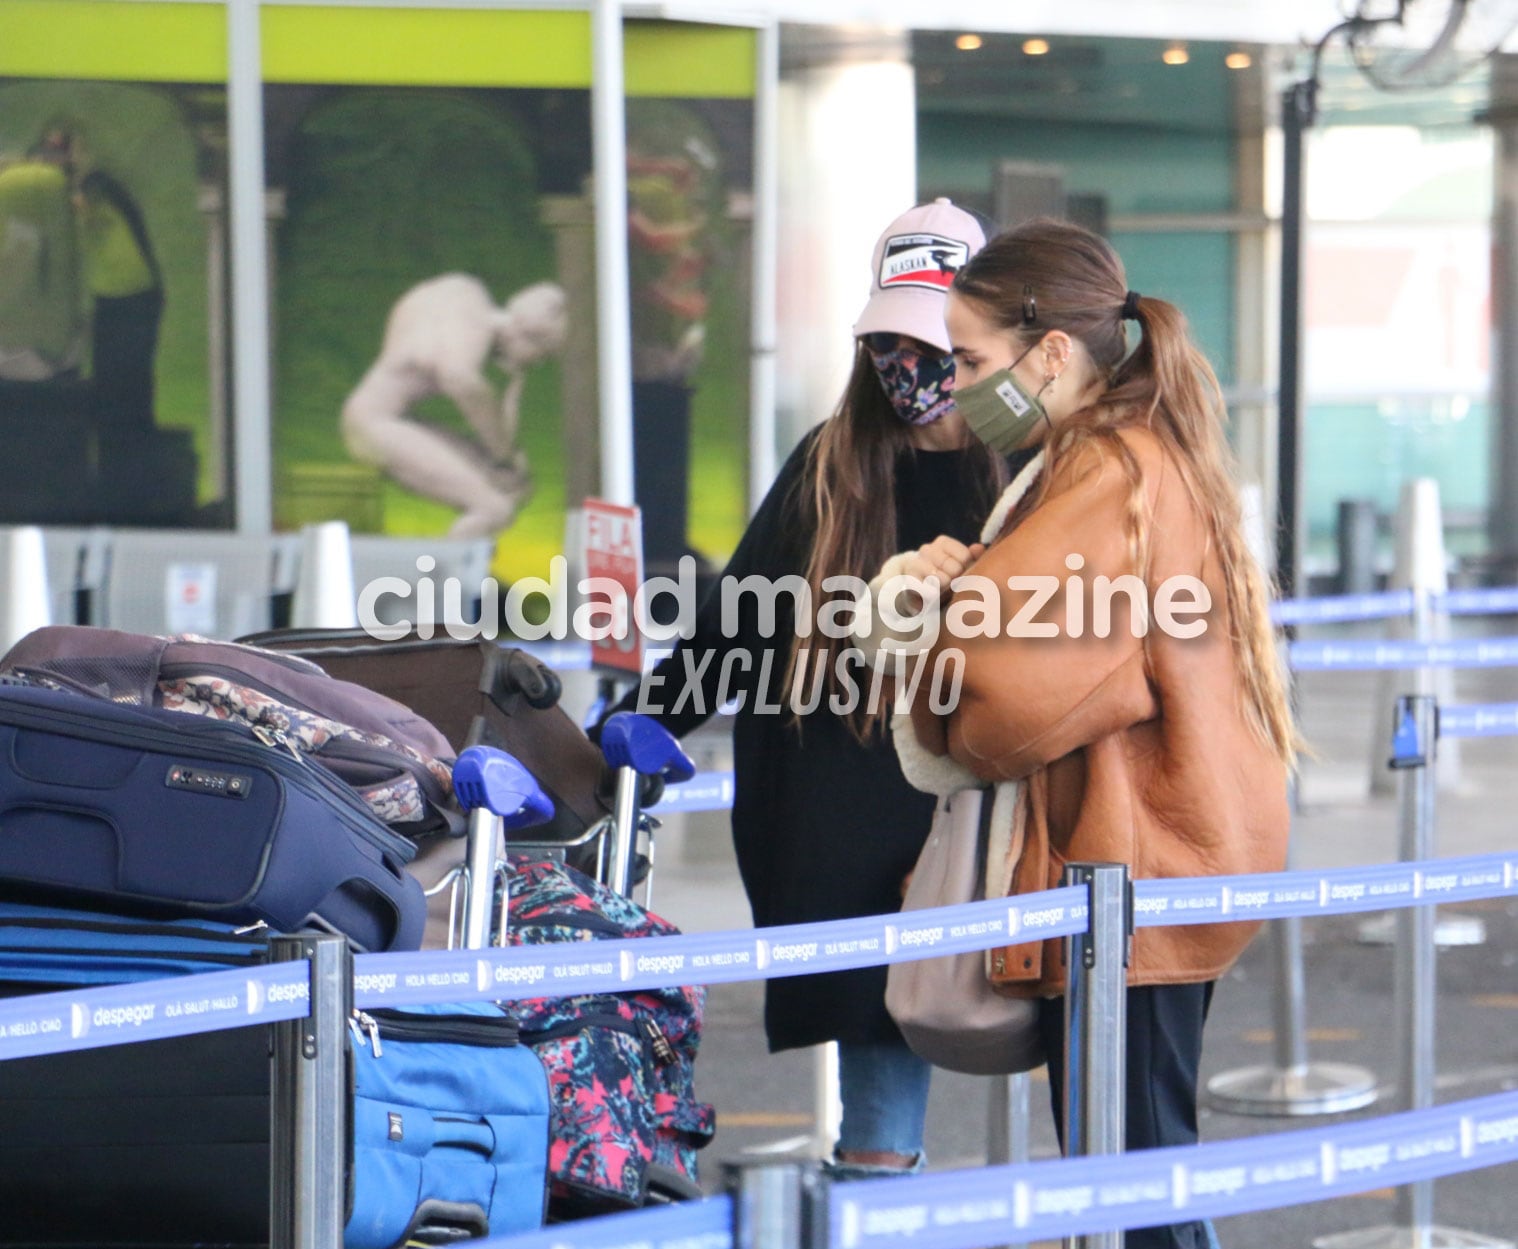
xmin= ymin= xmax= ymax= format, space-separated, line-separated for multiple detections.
xmin=1393 ymin=694 xmax=1438 ymax=1237
xmin=1368 ymin=479 xmax=1461 ymax=798
xmin=725 ymin=1157 xmax=824 ymax=1249
xmin=988 ymin=1071 xmax=1032 ymax=1249
xmin=1205 ymin=787 xmax=1378 ymax=1118
xmin=1063 ymin=862 xmax=1130 ymax=1249
xmin=1314 ymin=696 xmax=1511 ymax=1249
xmin=269 ymin=933 xmax=351 ymax=1249
xmin=812 ymin=1041 xmax=841 ymax=1161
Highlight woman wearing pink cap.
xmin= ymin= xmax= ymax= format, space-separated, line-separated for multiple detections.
xmin=600 ymin=200 xmax=1015 ymax=1179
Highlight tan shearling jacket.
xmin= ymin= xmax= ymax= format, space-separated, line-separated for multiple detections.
xmin=895 ymin=426 xmax=1290 ymax=998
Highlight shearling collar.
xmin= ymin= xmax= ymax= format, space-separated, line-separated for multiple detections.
xmin=978 ymin=450 xmax=1045 ymax=546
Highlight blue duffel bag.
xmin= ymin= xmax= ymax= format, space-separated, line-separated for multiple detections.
xmin=347 ymin=1001 xmax=551 ymax=1247
xmin=0 ymin=902 xmax=550 ymax=1248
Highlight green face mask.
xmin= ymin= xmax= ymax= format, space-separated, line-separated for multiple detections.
xmin=953 ymin=348 xmax=1050 ymax=454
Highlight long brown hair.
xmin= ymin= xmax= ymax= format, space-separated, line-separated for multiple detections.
xmin=784 ymin=343 xmax=1003 ymax=740
xmin=952 ymin=218 xmax=1296 ymax=765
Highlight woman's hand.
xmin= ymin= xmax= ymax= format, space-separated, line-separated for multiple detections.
xmin=899 ymin=536 xmax=985 ymax=588
xmin=881 ymin=536 xmax=986 ymax=615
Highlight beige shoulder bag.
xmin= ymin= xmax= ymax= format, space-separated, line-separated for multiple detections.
xmin=885 ymin=784 xmax=1044 ymax=1075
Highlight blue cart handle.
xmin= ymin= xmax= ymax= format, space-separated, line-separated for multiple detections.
xmin=598 ymin=712 xmax=695 ymax=783
xmin=452 ymin=746 xmax=554 ymax=831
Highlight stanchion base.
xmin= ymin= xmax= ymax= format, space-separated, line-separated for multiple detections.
xmin=1312 ymin=1224 xmax=1513 ymax=1249
xmin=1355 ymin=913 xmax=1487 ymax=948
xmin=1204 ymin=1062 xmax=1379 ymax=1116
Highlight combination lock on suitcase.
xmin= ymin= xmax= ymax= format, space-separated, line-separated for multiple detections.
xmin=0 ymin=682 xmax=426 ymax=952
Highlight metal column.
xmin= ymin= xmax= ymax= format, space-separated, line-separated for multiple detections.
xmin=269 ymin=933 xmax=351 ymax=1249
xmin=1063 ymin=863 xmax=1130 ymax=1249
xmin=988 ymin=1071 xmax=1032 ymax=1249
xmin=1275 ymin=79 xmax=1312 ymax=601
xmin=226 ymin=0 xmax=273 ymax=534
xmin=590 ymin=0 xmax=635 ymax=506
xmin=1491 ymin=58 xmax=1518 ymax=571
xmin=1208 ymin=71 xmax=1378 ymax=1122
xmin=748 ymin=20 xmax=780 ymax=514
xmin=726 ymin=1157 xmax=824 ymax=1249
xmin=1206 ymin=906 xmax=1378 ymax=1116
xmin=1206 ymin=782 xmax=1378 ymax=1118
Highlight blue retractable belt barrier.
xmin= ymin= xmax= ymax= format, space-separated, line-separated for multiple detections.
xmin=827 ymin=1089 xmax=1518 ymax=1248
xmin=511 ymin=640 xmax=594 ymax=671
xmin=14 ymin=852 xmax=1518 ymax=1053
xmin=0 ymin=961 xmax=311 ymax=1061
xmin=348 ymin=886 xmax=1091 ymax=1008
xmin=1288 ymin=636 xmax=1518 ymax=671
xmin=513 ymin=585 xmax=1518 ymax=673
xmin=1131 ymin=854 xmax=1516 ymax=927
xmin=454 ymin=1086 xmax=1518 ymax=1249
xmin=1271 ymin=589 xmax=1414 ymax=626
xmin=1440 ymin=702 xmax=1518 ymax=738
xmin=1441 ymin=586 xmax=1518 ymax=615
xmin=652 ymin=769 xmax=735 ymax=812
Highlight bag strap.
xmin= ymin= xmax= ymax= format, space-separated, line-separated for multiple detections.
xmin=968 ymin=785 xmax=993 ymax=902
xmin=982 ymin=781 xmax=1027 ymax=903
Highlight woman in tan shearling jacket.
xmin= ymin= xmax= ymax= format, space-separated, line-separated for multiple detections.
xmin=882 ymin=220 xmax=1293 ymax=1249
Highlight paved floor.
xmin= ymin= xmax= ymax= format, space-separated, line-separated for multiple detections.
xmin=645 ymin=614 xmax=1518 ymax=1247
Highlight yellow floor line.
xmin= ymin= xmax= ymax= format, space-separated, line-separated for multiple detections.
xmin=1241 ymin=1027 xmax=1362 ymax=1044
xmin=719 ymin=1111 xmax=814 ymax=1128
xmin=1472 ymin=993 xmax=1518 ymax=1009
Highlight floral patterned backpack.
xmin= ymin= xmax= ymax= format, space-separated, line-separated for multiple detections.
xmin=505 ymin=855 xmax=716 ymax=1218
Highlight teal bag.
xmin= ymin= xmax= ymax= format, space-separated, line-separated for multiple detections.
xmin=346 ymin=1001 xmax=551 ymax=1249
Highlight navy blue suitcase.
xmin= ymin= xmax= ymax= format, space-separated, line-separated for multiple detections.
xmin=0 ymin=683 xmax=425 ymax=952
xmin=0 ymin=902 xmax=551 ymax=1248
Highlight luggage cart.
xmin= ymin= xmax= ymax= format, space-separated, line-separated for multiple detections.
xmin=436 ymin=711 xmax=694 ymax=949
xmin=241 ymin=629 xmax=709 ymax=1208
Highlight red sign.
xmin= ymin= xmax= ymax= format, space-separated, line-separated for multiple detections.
xmin=581 ymin=499 xmax=644 ymax=675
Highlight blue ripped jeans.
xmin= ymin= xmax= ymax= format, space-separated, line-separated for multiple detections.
xmin=835 ymin=1038 xmax=933 ymax=1163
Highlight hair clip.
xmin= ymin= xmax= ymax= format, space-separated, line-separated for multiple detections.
xmin=1021 ymin=284 xmax=1037 ymax=326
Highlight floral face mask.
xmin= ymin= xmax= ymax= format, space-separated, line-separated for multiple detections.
xmin=863 ymin=334 xmax=958 ymax=426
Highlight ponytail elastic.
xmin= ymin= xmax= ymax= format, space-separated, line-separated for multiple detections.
xmin=1120 ymin=290 xmax=1142 ymax=321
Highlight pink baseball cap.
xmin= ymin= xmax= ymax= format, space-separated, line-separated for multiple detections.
xmin=853 ymin=198 xmax=986 ymax=354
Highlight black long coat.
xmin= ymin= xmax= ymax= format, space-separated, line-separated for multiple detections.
xmin=609 ymin=429 xmax=991 ymax=1050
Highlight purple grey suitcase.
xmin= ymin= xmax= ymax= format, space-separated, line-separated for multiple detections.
xmin=0 ymin=681 xmax=425 ymax=952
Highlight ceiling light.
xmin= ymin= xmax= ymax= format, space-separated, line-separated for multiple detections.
xmin=955 ymin=33 xmax=983 ymax=51
xmin=1162 ymin=44 xmax=1190 ymax=66
xmin=1225 ymin=51 xmax=1252 ymax=70
xmin=1022 ymin=38 xmax=1050 ymax=56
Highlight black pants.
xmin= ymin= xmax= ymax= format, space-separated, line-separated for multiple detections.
xmin=1037 ymin=982 xmax=1216 ymax=1249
